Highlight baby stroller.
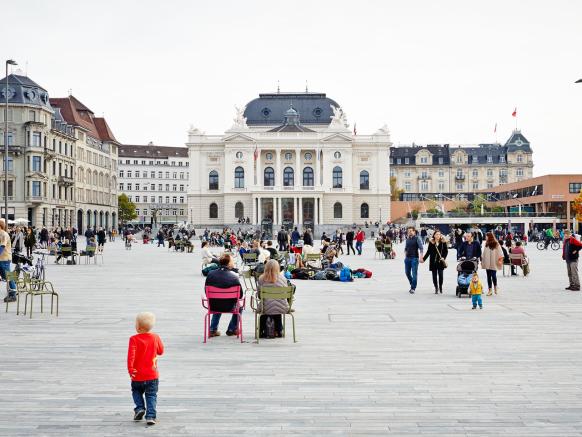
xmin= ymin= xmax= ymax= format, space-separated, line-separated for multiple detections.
xmin=456 ymin=258 xmax=479 ymax=298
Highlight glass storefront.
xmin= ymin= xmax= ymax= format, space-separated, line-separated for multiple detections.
xmin=261 ymin=198 xmax=274 ymax=222
xmin=282 ymin=198 xmax=294 ymax=223
xmin=302 ymin=198 xmax=314 ymax=223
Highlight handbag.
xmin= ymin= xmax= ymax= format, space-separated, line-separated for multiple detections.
xmin=435 ymin=243 xmax=447 ymax=269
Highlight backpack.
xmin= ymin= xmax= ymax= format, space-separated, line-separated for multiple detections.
xmin=324 ymin=268 xmax=339 ymax=280
xmin=355 ymin=268 xmax=372 ymax=278
xmin=291 ymin=268 xmax=310 ymax=280
xmin=339 ymin=266 xmax=353 ymax=282
xmin=313 ymin=271 xmax=327 ymax=280
xmin=202 ymin=263 xmax=219 ymax=277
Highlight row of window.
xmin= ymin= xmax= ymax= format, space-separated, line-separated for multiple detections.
xmin=136 ymin=208 xmax=185 ymax=217
xmin=393 ymin=168 xmax=521 ymax=179
xmin=569 ymin=183 xmax=582 ymax=194
xmin=218 ymin=168 xmax=370 ymax=190
xmin=130 ymin=196 xmax=185 ymax=204
xmin=391 ymin=154 xmax=526 ymax=165
xmin=407 ymin=181 xmax=497 ymax=192
xmin=206 ymin=202 xmax=370 ymax=219
xmin=77 ymin=168 xmax=113 ymax=188
xmin=122 ymin=159 xmax=188 ymax=166
xmin=78 ymin=147 xmax=113 ymax=170
xmin=120 ymin=183 xmax=185 ymax=192
xmin=119 ymin=170 xmax=188 ymax=179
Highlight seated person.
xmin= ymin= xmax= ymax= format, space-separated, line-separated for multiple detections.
xmin=382 ymin=236 xmax=393 ymax=258
xmin=55 ymin=239 xmax=72 ymax=263
xmin=265 ymin=240 xmax=278 ymax=260
xmin=321 ymin=238 xmax=336 ymax=265
xmin=201 ymin=241 xmax=219 ymax=265
xmin=257 ymin=259 xmax=290 ymax=338
xmin=510 ymin=241 xmax=529 ymax=276
xmin=205 ymin=253 xmax=243 ymax=337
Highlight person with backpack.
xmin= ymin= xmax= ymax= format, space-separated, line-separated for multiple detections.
xmin=404 ymin=227 xmax=424 ymax=294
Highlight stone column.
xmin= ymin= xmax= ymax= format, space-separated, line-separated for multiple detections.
xmin=314 ymin=149 xmax=320 ymax=188
xmin=257 ymin=196 xmax=261 ymax=225
xmin=293 ymin=197 xmax=298 ymax=224
xmin=275 ymin=149 xmax=281 ymax=189
xmin=295 ymin=149 xmax=301 ymax=187
xmin=298 ymin=197 xmax=303 ymax=226
xmin=256 ymin=150 xmax=261 ymax=187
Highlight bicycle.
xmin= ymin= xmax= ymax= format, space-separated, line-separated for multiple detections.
xmin=536 ymin=239 xmax=560 ymax=251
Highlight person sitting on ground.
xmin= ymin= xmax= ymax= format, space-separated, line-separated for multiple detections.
xmin=257 ymin=259 xmax=290 ymax=338
xmin=205 ymin=253 xmax=244 ymax=337
xmin=201 ymin=241 xmax=219 ymax=265
xmin=322 ymin=238 xmax=337 ymax=265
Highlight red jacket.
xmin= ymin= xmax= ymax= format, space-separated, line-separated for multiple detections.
xmin=563 ymin=236 xmax=582 ymax=261
xmin=355 ymin=231 xmax=365 ymax=242
xmin=127 ymin=333 xmax=165 ymax=381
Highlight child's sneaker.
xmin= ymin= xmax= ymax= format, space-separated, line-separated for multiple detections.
xmin=146 ymin=419 xmax=156 ymax=426
xmin=479 ymin=306 xmax=483 ymax=309
xmin=133 ymin=410 xmax=145 ymax=421
xmin=472 ymin=306 xmax=476 ymax=310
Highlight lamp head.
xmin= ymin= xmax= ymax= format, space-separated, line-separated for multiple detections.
xmin=6 ymin=60 xmax=17 ymax=66
xmin=576 ymin=78 xmax=582 ymax=83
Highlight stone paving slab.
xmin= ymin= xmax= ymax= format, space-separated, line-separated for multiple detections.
xmin=0 ymin=238 xmax=581 ymax=436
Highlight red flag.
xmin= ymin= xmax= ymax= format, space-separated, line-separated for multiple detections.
xmin=512 ymin=108 xmax=517 ymax=117
xmin=494 ymin=123 xmax=497 ymax=133
xmin=253 ymin=146 xmax=258 ymax=161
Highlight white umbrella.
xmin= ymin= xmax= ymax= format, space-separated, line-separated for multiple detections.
xmin=14 ymin=218 xmax=29 ymax=226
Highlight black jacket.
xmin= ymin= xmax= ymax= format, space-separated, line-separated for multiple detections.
xmin=303 ymin=232 xmax=313 ymax=246
xmin=205 ymin=267 xmax=243 ymax=312
xmin=346 ymin=231 xmax=354 ymax=242
xmin=457 ymin=241 xmax=482 ymax=260
xmin=423 ymin=240 xmax=448 ymax=271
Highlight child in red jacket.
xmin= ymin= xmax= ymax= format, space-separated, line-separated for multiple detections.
xmin=127 ymin=312 xmax=164 ymax=426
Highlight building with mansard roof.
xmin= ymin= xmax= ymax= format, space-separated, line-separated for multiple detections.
xmin=187 ymin=91 xmax=391 ymax=233
xmin=390 ymin=130 xmax=534 ymax=201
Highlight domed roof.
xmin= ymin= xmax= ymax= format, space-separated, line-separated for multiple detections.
xmin=243 ymin=92 xmax=340 ymax=126
xmin=0 ymin=74 xmax=51 ymax=110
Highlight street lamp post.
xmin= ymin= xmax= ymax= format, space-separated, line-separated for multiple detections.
xmin=4 ymin=59 xmax=17 ymax=221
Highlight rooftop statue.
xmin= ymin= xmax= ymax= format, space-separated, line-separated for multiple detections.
xmin=230 ymin=105 xmax=248 ymax=130
xmin=330 ymin=104 xmax=347 ymax=128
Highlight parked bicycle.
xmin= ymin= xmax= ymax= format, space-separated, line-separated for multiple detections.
xmin=536 ymin=238 xmax=560 ymax=250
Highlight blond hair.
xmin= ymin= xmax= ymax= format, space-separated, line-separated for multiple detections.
xmin=259 ymin=259 xmax=280 ymax=284
xmin=136 ymin=312 xmax=156 ymax=332
xmin=0 ymin=218 xmax=5 ymax=231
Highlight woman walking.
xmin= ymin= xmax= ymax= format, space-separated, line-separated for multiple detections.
xmin=482 ymin=232 xmax=504 ymax=296
xmin=422 ymin=230 xmax=449 ymax=294
xmin=24 ymin=227 xmax=36 ymax=257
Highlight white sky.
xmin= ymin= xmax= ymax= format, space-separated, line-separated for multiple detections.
xmin=4 ymin=0 xmax=582 ymax=174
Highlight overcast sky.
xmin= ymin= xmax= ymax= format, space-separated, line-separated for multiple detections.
xmin=4 ymin=0 xmax=582 ymax=174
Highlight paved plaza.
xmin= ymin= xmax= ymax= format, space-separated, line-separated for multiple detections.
xmin=1 ymin=238 xmax=582 ymax=436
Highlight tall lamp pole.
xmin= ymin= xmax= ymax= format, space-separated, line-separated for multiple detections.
xmin=4 ymin=59 xmax=17 ymax=221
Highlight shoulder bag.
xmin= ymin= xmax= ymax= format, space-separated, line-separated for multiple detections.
xmin=435 ymin=243 xmax=448 ymax=269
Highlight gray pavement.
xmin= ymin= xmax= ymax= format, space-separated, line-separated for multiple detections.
xmin=1 ymin=238 xmax=581 ymax=436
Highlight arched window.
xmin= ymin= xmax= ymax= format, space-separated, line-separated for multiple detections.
xmin=333 ymin=202 xmax=342 ymax=219
xmin=209 ymin=170 xmax=219 ymax=190
xmin=235 ymin=201 xmax=244 ymax=219
xmin=264 ymin=167 xmax=275 ymax=186
xmin=283 ymin=167 xmax=294 ymax=187
xmin=234 ymin=166 xmax=244 ymax=188
xmin=360 ymin=170 xmax=369 ymax=190
xmin=360 ymin=203 xmax=369 ymax=219
xmin=332 ymin=166 xmax=343 ymax=188
xmin=303 ymin=167 xmax=314 ymax=186
xmin=209 ymin=202 xmax=218 ymax=218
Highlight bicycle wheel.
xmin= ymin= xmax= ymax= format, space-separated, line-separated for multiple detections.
xmin=551 ymin=241 xmax=560 ymax=250
xmin=536 ymin=241 xmax=545 ymax=250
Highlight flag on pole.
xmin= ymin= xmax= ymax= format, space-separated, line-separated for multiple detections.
xmin=494 ymin=123 xmax=497 ymax=133
xmin=353 ymin=123 xmax=357 ymax=136
xmin=512 ymin=107 xmax=517 ymax=117
xmin=253 ymin=145 xmax=258 ymax=161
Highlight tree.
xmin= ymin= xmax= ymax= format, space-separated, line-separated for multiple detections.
xmin=572 ymin=189 xmax=582 ymax=221
xmin=118 ymin=194 xmax=137 ymax=225
xmin=390 ymin=177 xmax=404 ymax=201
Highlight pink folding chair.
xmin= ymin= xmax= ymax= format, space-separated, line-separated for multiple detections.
xmin=202 ymin=285 xmax=245 ymax=343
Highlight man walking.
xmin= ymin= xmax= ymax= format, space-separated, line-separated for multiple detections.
xmin=0 ymin=219 xmax=17 ymax=303
xmin=346 ymin=229 xmax=355 ymax=255
xmin=563 ymin=230 xmax=582 ymax=291
xmin=355 ymin=228 xmax=365 ymax=255
xmin=277 ymin=227 xmax=288 ymax=251
xmin=404 ymin=227 xmax=424 ymax=294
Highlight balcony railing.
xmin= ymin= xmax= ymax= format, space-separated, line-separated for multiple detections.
xmin=7 ymin=145 xmax=23 ymax=155
xmin=58 ymin=176 xmax=74 ymax=186
xmin=282 ymin=186 xmax=295 ymax=190
xmin=455 ymin=175 xmax=465 ymax=180
xmin=418 ymin=175 xmax=431 ymax=180
xmin=302 ymin=186 xmax=315 ymax=190
xmin=25 ymin=195 xmax=47 ymax=204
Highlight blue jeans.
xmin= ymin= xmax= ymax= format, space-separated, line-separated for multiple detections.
xmin=210 ymin=313 xmax=239 ymax=332
xmin=404 ymin=257 xmax=419 ymax=290
xmin=131 ymin=379 xmax=158 ymax=419
xmin=0 ymin=261 xmax=16 ymax=297
xmin=471 ymin=294 xmax=483 ymax=308
xmin=355 ymin=241 xmax=363 ymax=255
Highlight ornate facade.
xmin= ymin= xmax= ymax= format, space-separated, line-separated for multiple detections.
xmin=390 ymin=131 xmax=534 ymax=199
xmin=187 ymin=92 xmax=391 ymax=230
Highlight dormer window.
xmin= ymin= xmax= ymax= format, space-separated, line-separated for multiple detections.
xmin=487 ymin=155 xmax=492 ymax=163
xmin=517 ymin=154 xmax=523 ymax=163
xmin=420 ymin=156 xmax=428 ymax=164
xmin=404 ymin=157 xmax=410 ymax=164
